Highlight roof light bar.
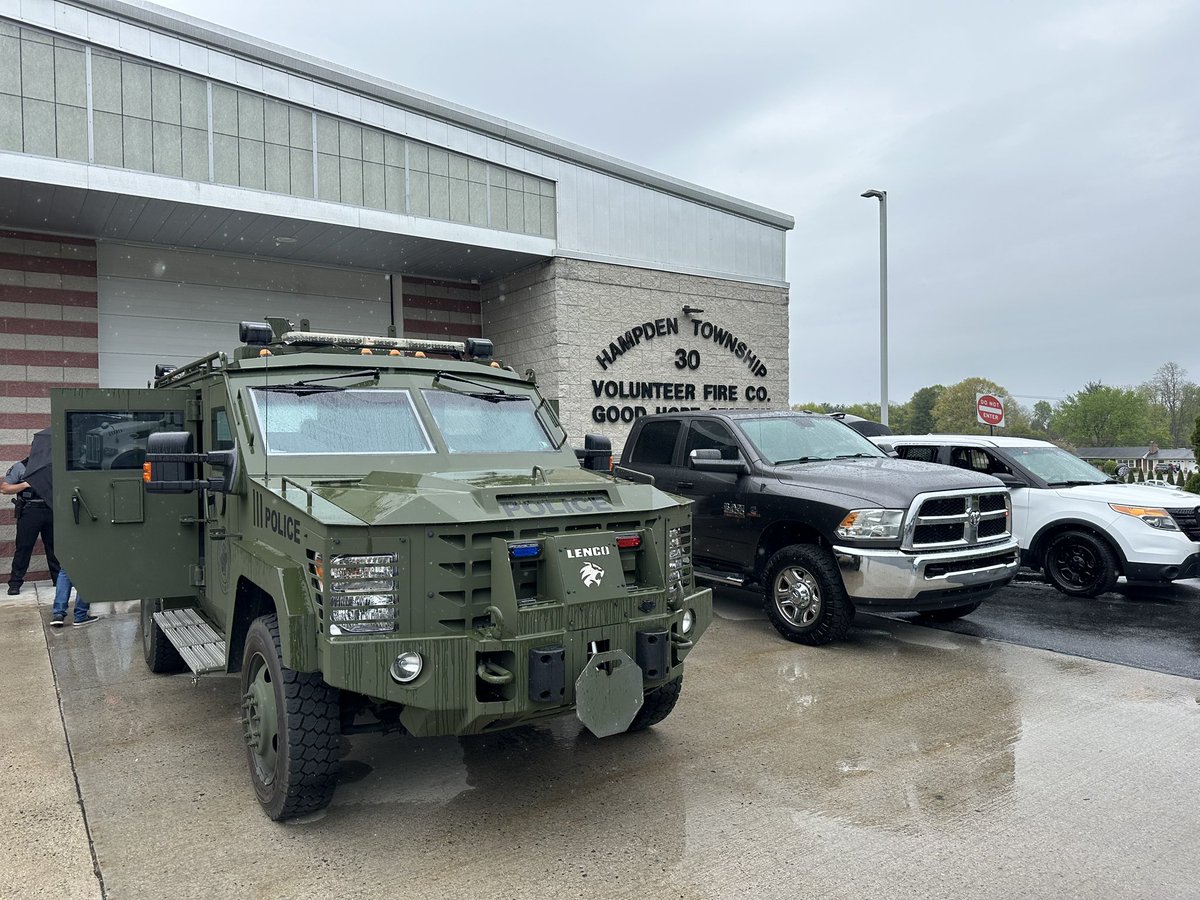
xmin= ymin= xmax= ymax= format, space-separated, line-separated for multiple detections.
xmin=280 ymin=330 xmax=468 ymax=355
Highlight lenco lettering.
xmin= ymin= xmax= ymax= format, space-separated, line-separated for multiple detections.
xmin=499 ymin=496 xmax=614 ymax=518
xmin=253 ymin=491 xmax=302 ymax=544
xmin=566 ymin=546 xmax=611 ymax=559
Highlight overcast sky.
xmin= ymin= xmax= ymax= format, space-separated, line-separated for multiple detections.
xmin=156 ymin=0 xmax=1200 ymax=408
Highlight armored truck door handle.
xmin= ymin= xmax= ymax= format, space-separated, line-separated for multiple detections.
xmin=71 ymin=488 xmax=97 ymax=524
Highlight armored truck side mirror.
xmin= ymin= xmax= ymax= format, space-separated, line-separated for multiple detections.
xmin=575 ymin=434 xmax=613 ymax=472
xmin=144 ymin=432 xmax=240 ymax=494
xmin=689 ymin=448 xmax=747 ymax=475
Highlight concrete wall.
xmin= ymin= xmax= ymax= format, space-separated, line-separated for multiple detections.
xmin=0 ymin=229 xmax=98 ymax=584
xmin=482 ymin=258 xmax=790 ymax=450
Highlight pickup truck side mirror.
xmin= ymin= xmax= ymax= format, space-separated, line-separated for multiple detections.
xmin=689 ymin=448 xmax=748 ymax=475
xmin=875 ymin=442 xmax=897 ymax=457
xmin=145 ymin=431 xmax=239 ymax=494
xmin=991 ymin=472 xmax=1027 ymax=489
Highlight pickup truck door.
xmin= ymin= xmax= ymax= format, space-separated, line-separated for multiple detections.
xmin=669 ymin=420 xmax=749 ymax=567
xmin=51 ymin=387 xmax=200 ymax=603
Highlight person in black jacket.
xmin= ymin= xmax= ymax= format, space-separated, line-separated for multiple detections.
xmin=3 ymin=456 xmax=60 ymax=595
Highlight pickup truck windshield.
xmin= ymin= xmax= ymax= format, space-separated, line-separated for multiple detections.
xmin=422 ymin=389 xmax=554 ymax=452
xmin=738 ymin=416 xmax=886 ymax=465
xmin=1005 ymin=446 xmax=1109 ymax=485
xmin=248 ymin=388 xmax=433 ymax=454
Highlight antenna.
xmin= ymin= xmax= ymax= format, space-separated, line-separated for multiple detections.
xmin=263 ymin=351 xmax=270 ymax=486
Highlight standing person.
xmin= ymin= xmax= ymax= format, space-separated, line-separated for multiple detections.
xmin=3 ymin=455 xmax=60 ymax=595
xmin=51 ymin=570 xmax=97 ymax=628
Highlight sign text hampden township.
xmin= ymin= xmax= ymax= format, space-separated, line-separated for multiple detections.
xmin=591 ymin=316 xmax=773 ymax=423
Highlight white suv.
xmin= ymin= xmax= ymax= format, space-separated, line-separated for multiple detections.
xmin=873 ymin=435 xmax=1200 ymax=597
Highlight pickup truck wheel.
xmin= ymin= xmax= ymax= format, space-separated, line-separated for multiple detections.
xmin=1043 ymin=530 xmax=1118 ymax=598
xmin=916 ymin=601 xmax=982 ymax=622
xmin=625 ymin=676 xmax=683 ymax=733
xmin=763 ymin=545 xmax=854 ymax=645
xmin=140 ymin=598 xmax=185 ymax=674
xmin=240 ymin=615 xmax=341 ymax=821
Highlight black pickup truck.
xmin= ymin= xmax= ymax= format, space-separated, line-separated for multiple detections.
xmin=617 ymin=411 xmax=1020 ymax=644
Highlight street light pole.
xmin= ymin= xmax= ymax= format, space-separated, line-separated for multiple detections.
xmin=861 ymin=189 xmax=888 ymax=426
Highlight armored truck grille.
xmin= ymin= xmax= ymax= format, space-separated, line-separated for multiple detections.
xmin=1166 ymin=507 xmax=1200 ymax=541
xmin=906 ymin=491 xmax=1011 ymax=550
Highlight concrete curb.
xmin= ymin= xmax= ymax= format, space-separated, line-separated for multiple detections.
xmin=0 ymin=584 xmax=103 ymax=899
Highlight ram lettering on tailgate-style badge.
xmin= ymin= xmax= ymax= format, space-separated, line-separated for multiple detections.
xmin=580 ymin=562 xmax=605 ymax=587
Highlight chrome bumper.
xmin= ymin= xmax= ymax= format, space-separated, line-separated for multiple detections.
xmin=833 ymin=539 xmax=1020 ymax=604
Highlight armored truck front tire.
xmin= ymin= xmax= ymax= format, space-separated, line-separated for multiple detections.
xmin=763 ymin=544 xmax=855 ymax=646
xmin=240 ymin=615 xmax=341 ymax=821
xmin=141 ymin=598 xmax=186 ymax=674
xmin=625 ymin=675 xmax=683 ymax=733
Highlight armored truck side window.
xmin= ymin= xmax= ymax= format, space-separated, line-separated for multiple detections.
xmin=65 ymin=410 xmax=185 ymax=470
xmin=421 ymin=389 xmax=554 ymax=453
xmin=210 ymin=408 xmax=234 ymax=451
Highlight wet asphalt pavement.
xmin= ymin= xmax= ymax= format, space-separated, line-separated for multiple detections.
xmin=896 ymin=575 xmax=1200 ymax=681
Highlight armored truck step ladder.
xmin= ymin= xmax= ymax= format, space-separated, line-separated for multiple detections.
xmin=154 ymin=608 xmax=227 ymax=676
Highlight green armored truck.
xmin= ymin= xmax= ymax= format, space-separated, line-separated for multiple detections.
xmin=51 ymin=319 xmax=712 ymax=820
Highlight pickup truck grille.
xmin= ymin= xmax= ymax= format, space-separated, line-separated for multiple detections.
xmin=906 ymin=490 xmax=1011 ymax=550
xmin=1166 ymin=506 xmax=1200 ymax=542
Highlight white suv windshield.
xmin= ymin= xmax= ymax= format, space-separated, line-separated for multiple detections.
xmin=739 ymin=416 xmax=885 ymax=464
xmin=248 ymin=388 xmax=432 ymax=454
xmin=1005 ymin=446 xmax=1109 ymax=485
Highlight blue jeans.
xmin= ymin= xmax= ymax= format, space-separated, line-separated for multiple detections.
xmin=52 ymin=570 xmax=90 ymax=623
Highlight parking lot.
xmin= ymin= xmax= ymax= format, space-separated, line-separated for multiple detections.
xmin=4 ymin=579 xmax=1199 ymax=900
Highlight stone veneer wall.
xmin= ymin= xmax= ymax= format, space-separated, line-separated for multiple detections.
xmin=0 ymin=230 xmax=99 ymax=585
xmin=482 ymin=258 xmax=789 ymax=451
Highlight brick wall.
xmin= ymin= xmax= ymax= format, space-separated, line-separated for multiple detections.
xmin=0 ymin=230 xmax=99 ymax=585
xmin=402 ymin=275 xmax=482 ymax=341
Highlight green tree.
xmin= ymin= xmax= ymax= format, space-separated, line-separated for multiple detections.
xmin=932 ymin=378 xmax=1028 ymax=435
xmin=1143 ymin=362 xmax=1197 ymax=447
xmin=1191 ymin=413 xmax=1200 ymax=463
xmin=1052 ymin=382 xmax=1151 ymax=447
xmin=1031 ymin=400 xmax=1055 ymax=435
xmin=791 ymin=401 xmax=837 ymax=413
xmin=908 ymin=385 xmax=944 ymax=434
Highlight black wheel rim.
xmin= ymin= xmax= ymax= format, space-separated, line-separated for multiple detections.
xmin=1049 ymin=540 xmax=1102 ymax=591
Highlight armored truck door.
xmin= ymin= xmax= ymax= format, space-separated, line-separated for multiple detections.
xmin=51 ymin=387 xmax=198 ymax=603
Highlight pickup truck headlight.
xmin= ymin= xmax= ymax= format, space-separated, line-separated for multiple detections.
xmin=328 ymin=553 xmax=399 ymax=634
xmin=836 ymin=509 xmax=904 ymax=540
xmin=1109 ymin=504 xmax=1180 ymax=531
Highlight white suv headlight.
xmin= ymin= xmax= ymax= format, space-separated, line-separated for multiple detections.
xmin=836 ymin=509 xmax=904 ymax=540
xmin=1109 ymin=504 xmax=1180 ymax=531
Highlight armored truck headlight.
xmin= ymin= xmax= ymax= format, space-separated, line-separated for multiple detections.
xmin=681 ymin=608 xmax=695 ymax=634
xmin=389 ymin=652 xmax=423 ymax=683
xmin=329 ymin=594 xmax=397 ymax=634
xmin=836 ymin=509 xmax=904 ymax=540
xmin=1109 ymin=504 xmax=1180 ymax=531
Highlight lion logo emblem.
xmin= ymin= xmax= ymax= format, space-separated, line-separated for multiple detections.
xmin=580 ymin=562 xmax=605 ymax=587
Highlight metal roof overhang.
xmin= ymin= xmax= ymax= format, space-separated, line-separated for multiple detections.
xmin=0 ymin=154 xmax=554 ymax=280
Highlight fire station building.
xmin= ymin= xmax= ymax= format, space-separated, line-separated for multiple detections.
xmin=0 ymin=0 xmax=792 ymax=583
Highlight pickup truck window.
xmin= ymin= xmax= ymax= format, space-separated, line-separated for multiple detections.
xmin=683 ymin=420 xmax=740 ymax=460
xmin=738 ymin=415 xmax=885 ymax=465
xmin=628 ymin=419 xmax=682 ymax=465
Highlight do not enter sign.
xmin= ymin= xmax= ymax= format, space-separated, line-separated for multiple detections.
xmin=976 ymin=392 xmax=1006 ymax=428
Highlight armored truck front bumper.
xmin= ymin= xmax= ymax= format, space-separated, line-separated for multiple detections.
xmin=834 ymin=539 xmax=1019 ymax=611
xmin=318 ymin=586 xmax=712 ymax=737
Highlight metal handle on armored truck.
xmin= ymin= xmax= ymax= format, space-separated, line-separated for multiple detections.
xmin=143 ymin=431 xmax=240 ymax=494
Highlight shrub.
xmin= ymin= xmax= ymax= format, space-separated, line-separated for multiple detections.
xmin=1185 ymin=472 xmax=1200 ymax=495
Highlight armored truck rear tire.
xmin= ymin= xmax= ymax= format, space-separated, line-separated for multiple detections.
xmin=625 ymin=675 xmax=683 ymax=732
xmin=240 ymin=615 xmax=341 ymax=821
xmin=763 ymin=544 xmax=854 ymax=646
xmin=141 ymin=598 xmax=186 ymax=674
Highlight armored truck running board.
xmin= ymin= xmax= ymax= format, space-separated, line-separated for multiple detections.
xmin=694 ymin=569 xmax=749 ymax=588
xmin=154 ymin=608 xmax=227 ymax=676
